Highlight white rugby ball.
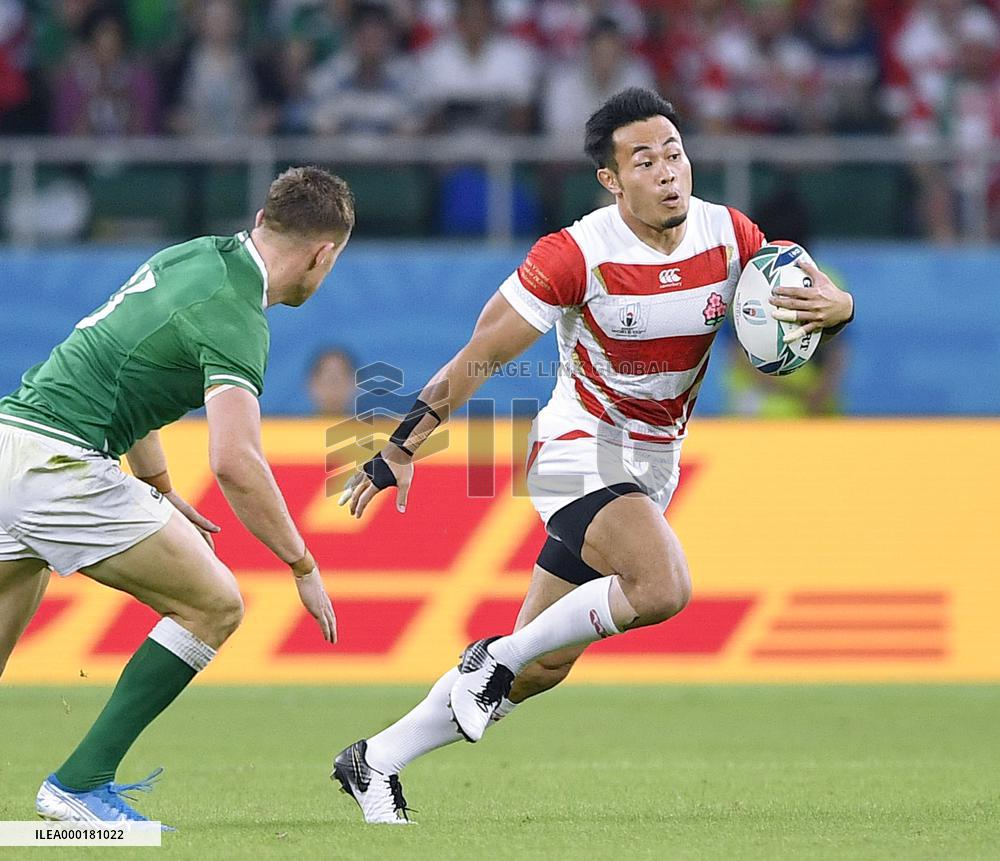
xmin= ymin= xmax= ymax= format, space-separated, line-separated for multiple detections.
xmin=733 ymin=241 xmax=822 ymax=376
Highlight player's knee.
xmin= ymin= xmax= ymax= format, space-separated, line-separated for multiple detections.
xmin=184 ymin=581 xmax=244 ymax=644
xmin=211 ymin=589 xmax=244 ymax=641
xmin=650 ymin=566 xmax=691 ymax=623
xmin=629 ymin=559 xmax=691 ymax=626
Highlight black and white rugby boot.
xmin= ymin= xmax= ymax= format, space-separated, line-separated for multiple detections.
xmin=331 ymin=740 xmax=412 ymax=825
xmin=449 ymin=636 xmax=516 ymax=743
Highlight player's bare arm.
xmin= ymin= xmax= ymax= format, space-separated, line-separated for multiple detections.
xmin=770 ymin=258 xmax=854 ymax=341
xmin=124 ymin=430 xmax=220 ymax=549
xmin=341 ymin=291 xmax=542 ymax=518
xmin=206 ymin=385 xmax=337 ymax=643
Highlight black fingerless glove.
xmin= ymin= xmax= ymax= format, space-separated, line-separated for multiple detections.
xmin=363 ymin=452 xmax=398 ymax=489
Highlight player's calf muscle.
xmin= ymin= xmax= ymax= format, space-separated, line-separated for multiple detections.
xmin=512 ymin=651 xmax=582 ymax=700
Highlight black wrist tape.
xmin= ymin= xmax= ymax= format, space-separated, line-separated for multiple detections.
xmin=389 ymin=398 xmax=442 ymax=456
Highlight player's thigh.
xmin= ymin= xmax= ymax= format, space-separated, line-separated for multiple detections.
xmin=581 ymin=492 xmax=691 ymax=616
xmin=0 ymin=559 xmax=50 ymax=669
xmin=80 ymin=509 xmax=241 ymax=626
xmin=528 ymin=432 xmax=687 ymax=608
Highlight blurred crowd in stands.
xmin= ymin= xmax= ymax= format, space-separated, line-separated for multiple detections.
xmin=1 ymin=0 xmax=997 ymax=139
xmin=0 ymin=0 xmax=998 ymax=241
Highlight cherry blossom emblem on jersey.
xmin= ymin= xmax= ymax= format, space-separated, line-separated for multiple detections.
xmin=702 ymin=292 xmax=728 ymax=326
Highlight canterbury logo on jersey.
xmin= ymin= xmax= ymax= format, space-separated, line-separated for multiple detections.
xmin=589 ymin=609 xmax=611 ymax=638
xmin=658 ymin=268 xmax=681 ymax=286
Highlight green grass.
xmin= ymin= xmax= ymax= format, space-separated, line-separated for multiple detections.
xmin=1 ymin=685 xmax=998 ymax=860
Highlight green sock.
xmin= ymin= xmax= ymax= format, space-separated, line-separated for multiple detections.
xmin=55 ymin=638 xmax=198 ymax=791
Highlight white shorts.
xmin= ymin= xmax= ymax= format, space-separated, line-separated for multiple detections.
xmin=0 ymin=424 xmax=173 ymax=575
xmin=525 ymin=430 xmax=682 ymax=526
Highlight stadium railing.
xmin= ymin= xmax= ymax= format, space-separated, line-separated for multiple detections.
xmin=1 ymin=134 xmax=996 ymax=244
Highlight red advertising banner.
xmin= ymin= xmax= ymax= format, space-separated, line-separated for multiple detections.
xmin=6 ymin=419 xmax=998 ymax=683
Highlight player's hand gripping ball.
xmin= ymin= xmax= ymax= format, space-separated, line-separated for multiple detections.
xmin=733 ymin=242 xmax=822 ymax=376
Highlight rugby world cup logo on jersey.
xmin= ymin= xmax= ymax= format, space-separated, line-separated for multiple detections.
xmin=610 ymin=301 xmax=649 ymax=337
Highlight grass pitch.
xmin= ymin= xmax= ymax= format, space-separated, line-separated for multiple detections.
xmin=1 ymin=684 xmax=997 ymax=860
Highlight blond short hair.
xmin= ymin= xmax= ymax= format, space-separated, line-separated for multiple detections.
xmin=262 ymin=166 xmax=355 ymax=238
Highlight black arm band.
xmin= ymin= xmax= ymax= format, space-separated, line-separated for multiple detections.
xmin=824 ymin=294 xmax=855 ymax=338
xmin=389 ymin=398 xmax=442 ymax=456
xmin=363 ymin=453 xmax=398 ymax=490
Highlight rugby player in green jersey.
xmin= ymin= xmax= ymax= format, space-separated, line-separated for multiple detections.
xmin=0 ymin=166 xmax=351 ymax=826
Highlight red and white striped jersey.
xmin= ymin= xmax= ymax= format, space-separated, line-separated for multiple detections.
xmin=499 ymin=197 xmax=765 ymax=445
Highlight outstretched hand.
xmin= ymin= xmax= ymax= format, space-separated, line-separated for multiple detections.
xmin=294 ymin=566 xmax=337 ymax=643
xmin=337 ymin=446 xmax=414 ymax=519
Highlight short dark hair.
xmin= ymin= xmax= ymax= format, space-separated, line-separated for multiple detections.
xmin=263 ymin=166 xmax=355 ymax=239
xmin=584 ymin=88 xmax=681 ymax=170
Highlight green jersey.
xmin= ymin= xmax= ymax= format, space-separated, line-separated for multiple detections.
xmin=0 ymin=231 xmax=270 ymax=458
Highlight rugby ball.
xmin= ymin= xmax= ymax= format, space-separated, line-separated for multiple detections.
xmin=733 ymin=242 xmax=822 ymax=376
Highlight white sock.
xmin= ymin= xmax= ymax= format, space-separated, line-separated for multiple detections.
xmin=491 ymin=697 xmax=519 ymax=723
xmin=364 ymin=669 xmax=524 ymax=774
xmin=486 ymin=577 xmax=622 ymax=675
xmin=364 ymin=667 xmax=463 ymax=774
xmin=148 ymin=617 xmax=216 ymax=671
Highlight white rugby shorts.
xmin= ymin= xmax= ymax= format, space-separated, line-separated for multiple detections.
xmin=0 ymin=424 xmax=173 ymax=575
xmin=525 ymin=428 xmax=682 ymax=526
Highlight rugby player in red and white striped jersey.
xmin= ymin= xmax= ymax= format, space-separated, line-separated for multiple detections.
xmin=333 ymin=88 xmax=854 ymax=824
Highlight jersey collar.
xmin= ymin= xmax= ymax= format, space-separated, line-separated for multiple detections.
xmin=239 ymin=231 xmax=270 ymax=308
xmin=612 ymin=198 xmax=699 ymax=261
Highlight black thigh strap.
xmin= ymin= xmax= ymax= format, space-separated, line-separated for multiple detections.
xmin=546 ymin=482 xmax=645 ymax=559
xmin=536 ymin=536 xmax=603 ymax=585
